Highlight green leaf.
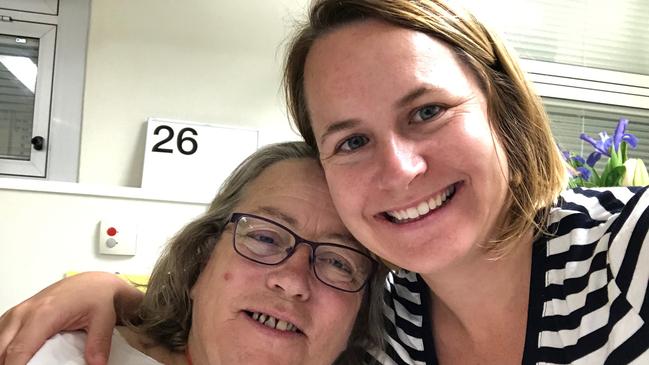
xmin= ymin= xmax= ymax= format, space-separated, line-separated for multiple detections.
xmin=604 ymin=165 xmax=627 ymax=186
xmin=589 ymin=168 xmax=602 ymax=186
xmin=609 ymin=148 xmax=622 ymax=167
xmin=621 ymin=142 xmax=628 ymax=162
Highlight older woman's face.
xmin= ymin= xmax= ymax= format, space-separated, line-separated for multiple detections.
xmin=303 ymin=20 xmax=510 ymax=274
xmin=188 ymin=158 xmax=364 ymax=365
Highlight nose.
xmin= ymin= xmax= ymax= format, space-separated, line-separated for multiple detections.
xmin=376 ymin=135 xmax=427 ymax=190
xmin=265 ymin=246 xmax=312 ymax=301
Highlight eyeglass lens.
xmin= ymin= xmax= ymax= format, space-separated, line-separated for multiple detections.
xmin=232 ymin=214 xmax=374 ymax=292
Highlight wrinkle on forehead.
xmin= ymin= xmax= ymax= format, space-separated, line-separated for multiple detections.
xmin=235 ymin=159 xmax=362 ymax=248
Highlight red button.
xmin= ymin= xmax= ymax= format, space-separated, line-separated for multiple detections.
xmin=107 ymin=227 xmax=118 ymax=236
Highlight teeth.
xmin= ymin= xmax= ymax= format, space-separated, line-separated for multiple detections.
xmin=435 ymin=193 xmax=443 ymax=206
xmin=249 ymin=311 xmax=298 ymax=333
xmin=276 ymin=320 xmax=290 ymax=331
xmin=417 ymin=201 xmax=429 ymax=215
xmin=265 ymin=317 xmax=276 ymax=328
xmin=406 ymin=207 xmax=418 ymax=219
xmin=386 ymin=185 xmax=455 ymax=222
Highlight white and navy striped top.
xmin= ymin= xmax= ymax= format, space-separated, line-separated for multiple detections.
xmin=365 ymin=187 xmax=649 ymax=364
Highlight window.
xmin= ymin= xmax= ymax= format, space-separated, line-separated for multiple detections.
xmin=0 ymin=21 xmax=54 ymax=177
xmin=546 ymin=98 xmax=649 ymax=167
xmin=0 ymin=0 xmax=89 ymax=180
xmin=464 ymin=0 xmax=649 ymax=162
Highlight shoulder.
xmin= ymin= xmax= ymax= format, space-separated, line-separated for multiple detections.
xmin=384 ymin=270 xmax=429 ymax=322
xmin=370 ymin=270 xmax=434 ymax=364
xmin=27 ymin=329 xmax=164 ymax=365
xmin=111 ymin=327 xmax=166 ymax=365
xmin=546 ymin=186 xmax=649 ymax=239
xmin=553 ymin=186 xmax=647 ymax=218
xmin=27 ymin=331 xmax=88 ymax=364
xmin=541 ymin=186 xmax=649 ymax=319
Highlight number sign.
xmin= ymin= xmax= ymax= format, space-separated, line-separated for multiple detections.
xmin=142 ymin=118 xmax=259 ymax=200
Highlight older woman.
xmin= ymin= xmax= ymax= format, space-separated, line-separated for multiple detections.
xmin=2 ymin=0 xmax=648 ymax=364
xmin=20 ymin=141 xmax=386 ymax=365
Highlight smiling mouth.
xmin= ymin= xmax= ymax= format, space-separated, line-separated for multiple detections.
xmin=383 ymin=183 xmax=457 ymax=223
xmin=244 ymin=311 xmax=302 ymax=334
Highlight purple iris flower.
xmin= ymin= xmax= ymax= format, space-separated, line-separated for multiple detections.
xmin=586 ymin=152 xmax=601 ymax=167
xmin=580 ymin=118 xmax=638 ymax=157
xmin=580 ymin=131 xmax=612 ymax=157
xmin=572 ymin=155 xmax=586 ymax=165
xmin=612 ymin=118 xmax=638 ymax=152
xmin=576 ymin=166 xmax=591 ymax=180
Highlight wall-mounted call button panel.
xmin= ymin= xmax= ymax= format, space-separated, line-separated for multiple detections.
xmin=98 ymin=219 xmax=137 ymax=256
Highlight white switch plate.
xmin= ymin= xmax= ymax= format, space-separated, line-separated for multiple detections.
xmin=98 ymin=219 xmax=137 ymax=256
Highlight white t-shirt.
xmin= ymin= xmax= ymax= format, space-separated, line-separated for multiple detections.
xmin=28 ymin=328 xmax=163 ymax=365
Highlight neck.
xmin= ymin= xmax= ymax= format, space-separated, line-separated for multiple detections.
xmin=421 ymin=230 xmax=534 ymax=346
xmin=116 ymin=326 xmax=187 ymax=365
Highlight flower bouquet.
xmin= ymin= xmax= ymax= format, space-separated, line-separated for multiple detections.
xmin=562 ymin=118 xmax=649 ymax=188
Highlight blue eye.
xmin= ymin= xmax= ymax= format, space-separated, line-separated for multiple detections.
xmin=338 ymin=135 xmax=369 ymax=152
xmin=328 ymin=258 xmax=353 ymax=274
xmin=413 ymin=105 xmax=443 ymax=123
xmin=248 ymin=231 xmax=280 ymax=246
xmin=253 ymin=234 xmax=275 ymax=244
xmin=240 ymin=230 xmax=286 ymax=257
xmin=317 ymin=255 xmax=354 ymax=275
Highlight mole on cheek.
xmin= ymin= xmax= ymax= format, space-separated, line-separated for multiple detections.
xmin=223 ymin=272 xmax=232 ymax=281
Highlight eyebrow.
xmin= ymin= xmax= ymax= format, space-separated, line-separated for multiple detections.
xmin=253 ymin=206 xmax=298 ymax=227
xmin=395 ymin=86 xmax=436 ymax=108
xmin=319 ymin=85 xmax=446 ymax=144
xmin=319 ymin=118 xmax=361 ymax=146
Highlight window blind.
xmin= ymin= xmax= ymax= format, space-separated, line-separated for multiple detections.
xmin=463 ymin=0 xmax=649 ymax=76
xmin=546 ymin=97 xmax=649 ymax=165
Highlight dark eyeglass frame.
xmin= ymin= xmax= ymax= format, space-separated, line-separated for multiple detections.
xmin=228 ymin=212 xmax=378 ymax=293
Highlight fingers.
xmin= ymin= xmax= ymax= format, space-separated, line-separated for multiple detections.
xmin=4 ymin=340 xmax=41 ymax=365
xmin=0 ymin=309 xmax=23 ymax=365
xmin=1 ymin=309 xmax=50 ymax=365
xmin=82 ymin=309 xmax=116 ymax=365
xmin=0 ymin=272 xmax=143 ymax=365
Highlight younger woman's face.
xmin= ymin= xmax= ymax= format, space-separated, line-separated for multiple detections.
xmin=303 ymin=20 xmax=510 ymax=274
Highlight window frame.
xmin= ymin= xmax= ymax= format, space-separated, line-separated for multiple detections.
xmin=0 ymin=0 xmax=89 ymax=181
xmin=0 ymin=20 xmax=55 ymax=177
xmin=522 ymin=59 xmax=649 ymax=110
xmin=0 ymin=0 xmax=59 ymax=15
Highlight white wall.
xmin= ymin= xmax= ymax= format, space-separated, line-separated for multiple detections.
xmin=81 ymin=0 xmax=308 ymax=187
xmin=0 ymin=187 xmax=206 ymax=312
xmin=0 ymin=0 xmax=310 ymax=312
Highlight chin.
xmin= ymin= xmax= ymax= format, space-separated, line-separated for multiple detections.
xmin=224 ymin=349 xmax=309 ymax=365
xmin=390 ymin=237 xmax=476 ymax=274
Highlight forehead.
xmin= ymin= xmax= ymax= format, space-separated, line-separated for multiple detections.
xmin=235 ymin=158 xmax=358 ymax=243
xmin=304 ymin=20 xmax=474 ymax=105
xmin=241 ymin=158 xmax=329 ymax=206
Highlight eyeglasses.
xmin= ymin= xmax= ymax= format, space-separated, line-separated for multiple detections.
xmin=228 ymin=213 xmax=377 ymax=293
